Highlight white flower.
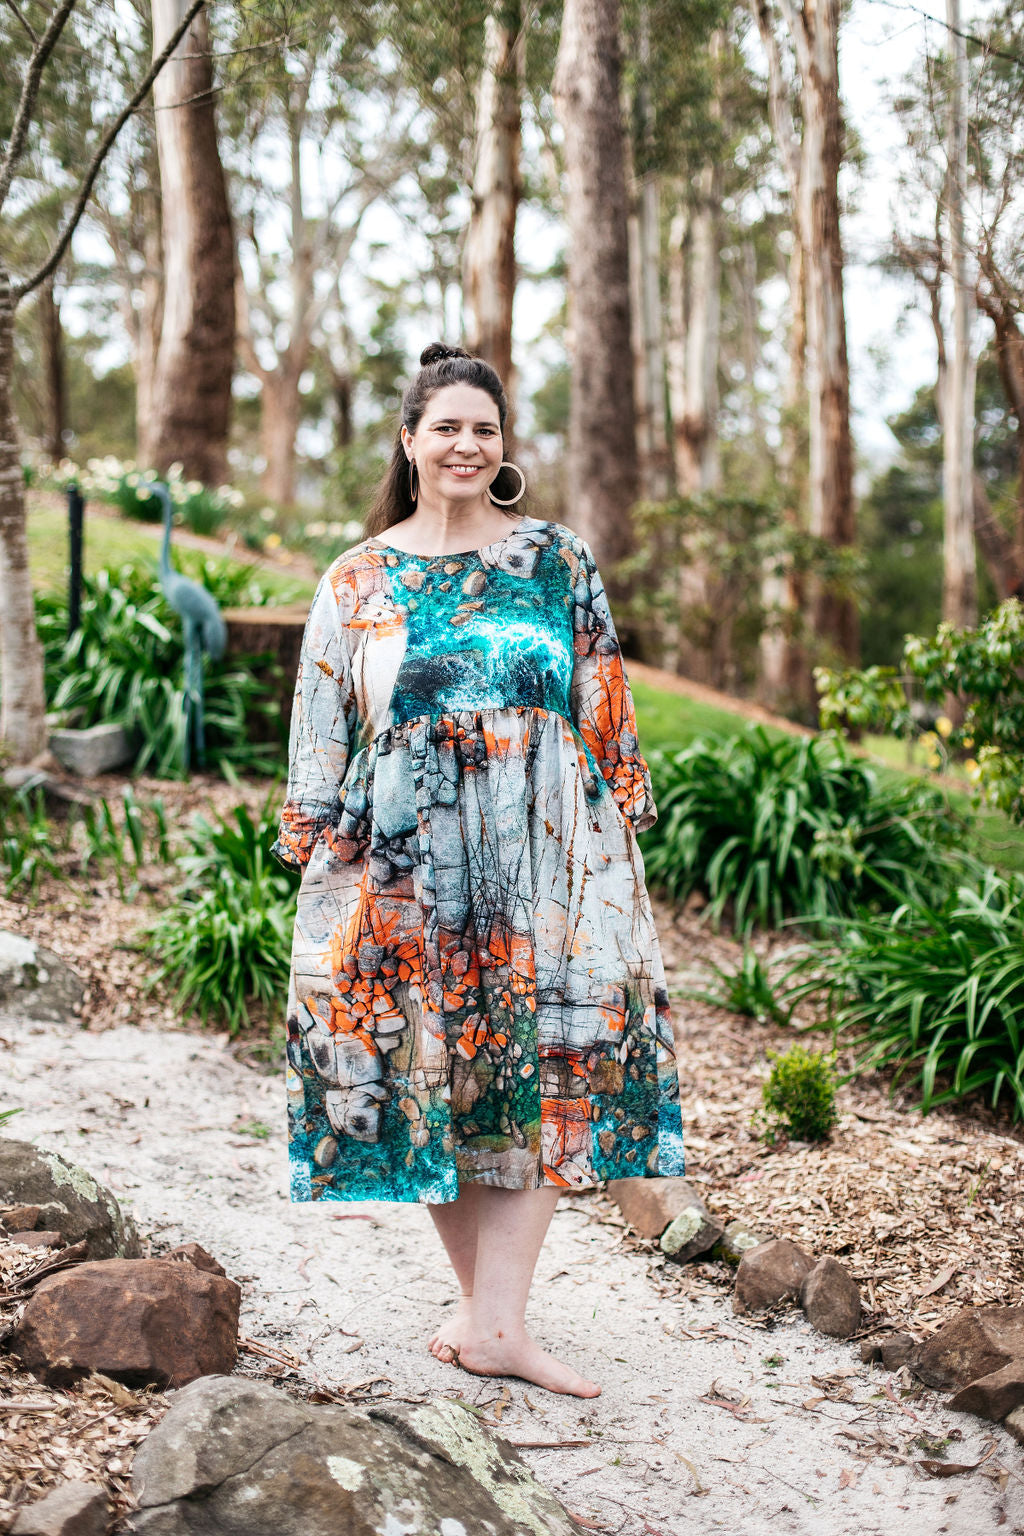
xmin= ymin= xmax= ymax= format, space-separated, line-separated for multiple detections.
xmin=306 ymin=521 xmax=327 ymax=538
xmin=137 ymin=487 xmax=152 ymax=501
xmin=341 ymin=519 xmax=363 ymax=540
xmin=259 ymin=506 xmax=277 ymax=523
xmin=186 ymin=480 xmax=203 ymax=496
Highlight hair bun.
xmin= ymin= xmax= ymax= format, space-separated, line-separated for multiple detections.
xmin=420 ymin=342 xmax=472 ymax=368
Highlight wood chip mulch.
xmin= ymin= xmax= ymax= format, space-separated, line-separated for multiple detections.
xmin=648 ymin=897 xmax=1024 ymax=1334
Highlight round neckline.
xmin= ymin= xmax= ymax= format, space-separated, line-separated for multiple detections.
xmin=366 ymin=514 xmax=531 ymax=560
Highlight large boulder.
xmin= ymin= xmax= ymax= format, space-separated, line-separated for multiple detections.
xmin=949 ymin=1362 xmax=1024 ymax=1423
xmin=0 ymin=933 xmax=84 ymax=1023
xmin=129 ymin=1375 xmax=581 ymax=1536
xmin=0 ymin=1139 xmax=140 ymax=1259
xmin=10 ymin=1258 xmax=240 ymax=1389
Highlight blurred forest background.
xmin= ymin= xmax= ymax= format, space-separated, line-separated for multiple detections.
xmin=1 ymin=0 xmax=1023 ymax=727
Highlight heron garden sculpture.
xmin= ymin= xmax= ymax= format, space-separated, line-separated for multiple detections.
xmin=155 ymin=483 xmax=227 ymax=772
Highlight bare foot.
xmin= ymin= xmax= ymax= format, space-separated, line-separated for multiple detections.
xmin=428 ymin=1295 xmax=472 ymax=1361
xmin=442 ymin=1326 xmax=601 ymax=1398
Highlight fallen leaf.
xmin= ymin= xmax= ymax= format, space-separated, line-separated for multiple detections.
xmin=916 ymin=1267 xmax=957 ymax=1297
xmin=918 ymin=1459 xmax=983 ymax=1478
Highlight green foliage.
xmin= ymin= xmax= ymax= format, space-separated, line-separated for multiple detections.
xmin=42 ymin=458 xmax=243 ymax=536
xmin=1 ymin=789 xmax=65 ymax=898
xmin=0 ymin=1107 xmax=22 ymax=1128
xmin=642 ymin=726 xmax=970 ymax=933
xmin=816 ymin=599 xmax=1024 ymax=823
xmin=35 ymin=563 xmax=284 ymax=779
xmin=782 ymin=870 xmax=1024 ymax=1122
xmin=144 ymin=799 xmax=298 ymax=1034
xmin=688 ymin=946 xmax=787 ymax=1024
xmin=758 ymin=1044 xmax=839 ymax=1145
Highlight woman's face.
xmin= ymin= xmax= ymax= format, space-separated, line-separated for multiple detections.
xmin=401 ymin=384 xmax=504 ymax=507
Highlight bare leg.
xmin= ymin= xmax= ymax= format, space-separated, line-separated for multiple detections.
xmin=427 ymin=1183 xmax=601 ymax=1397
xmin=426 ymin=1183 xmax=482 ymax=1354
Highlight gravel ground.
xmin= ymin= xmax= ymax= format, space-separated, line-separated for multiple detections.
xmin=4 ymin=1013 xmax=1023 ymax=1536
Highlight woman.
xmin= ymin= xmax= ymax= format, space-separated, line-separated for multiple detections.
xmin=272 ymin=343 xmax=684 ymax=1398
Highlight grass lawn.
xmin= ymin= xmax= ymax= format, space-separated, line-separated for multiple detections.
xmin=26 ymin=499 xmax=316 ymax=605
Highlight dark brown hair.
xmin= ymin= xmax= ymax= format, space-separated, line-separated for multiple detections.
xmin=364 ymin=343 xmax=524 ymax=535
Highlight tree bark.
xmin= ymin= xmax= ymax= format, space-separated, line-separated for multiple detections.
xmin=553 ymin=0 xmax=638 ymax=591
xmin=942 ymin=0 xmax=977 ymax=628
xmin=38 ymin=275 xmax=66 ymax=461
xmin=0 ymin=268 xmax=47 ymax=762
xmin=778 ymin=0 xmax=857 ymax=665
xmin=148 ymin=0 xmax=235 ymax=485
xmin=259 ymin=365 xmax=305 ymax=507
xmin=628 ymin=0 xmax=671 ymax=503
xmin=463 ymin=0 xmax=522 ymax=420
xmin=751 ymin=0 xmax=811 ymax=709
xmin=667 ymin=164 xmax=722 ymax=498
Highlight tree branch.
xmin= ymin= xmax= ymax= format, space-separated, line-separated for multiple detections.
xmin=2 ymin=0 xmax=38 ymax=45
xmin=0 ymin=0 xmax=77 ymax=216
xmin=13 ymin=0 xmax=207 ymax=303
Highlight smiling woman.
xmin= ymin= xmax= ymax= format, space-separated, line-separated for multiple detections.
xmin=271 ymin=342 xmax=683 ymax=1400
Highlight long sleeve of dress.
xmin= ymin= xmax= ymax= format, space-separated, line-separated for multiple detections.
xmin=569 ymin=537 xmax=658 ymax=836
xmin=271 ymin=568 xmax=357 ymax=871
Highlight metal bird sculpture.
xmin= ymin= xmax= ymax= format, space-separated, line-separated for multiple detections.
xmin=155 ymin=482 xmax=227 ymax=773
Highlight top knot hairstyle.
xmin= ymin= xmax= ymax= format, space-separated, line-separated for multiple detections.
xmin=364 ymin=342 xmax=524 ymax=535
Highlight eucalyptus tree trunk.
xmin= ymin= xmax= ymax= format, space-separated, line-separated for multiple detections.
xmin=463 ymin=0 xmax=522 ymax=414
xmin=777 ymin=0 xmax=857 ymax=666
xmin=38 ymin=275 xmax=66 ymax=460
xmin=667 ymin=166 xmax=722 ymax=498
xmin=975 ymin=273 xmax=1024 ymax=596
xmin=752 ymin=0 xmax=809 ymax=710
xmin=0 ymin=270 xmax=47 ymax=762
xmin=553 ymin=0 xmax=638 ymax=590
xmin=942 ymin=0 xmax=977 ymax=627
xmin=146 ymin=0 xmax=234 ymax=485
xmin=628 ymin=0 xmax=670 ymax=503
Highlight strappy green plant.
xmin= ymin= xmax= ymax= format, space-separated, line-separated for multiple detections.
xmin=643 ymin=726 xmax=971 ymax=933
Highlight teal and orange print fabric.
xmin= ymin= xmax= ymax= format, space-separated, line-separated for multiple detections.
xmin=272 ymin=515 xmax=685 ymax=1203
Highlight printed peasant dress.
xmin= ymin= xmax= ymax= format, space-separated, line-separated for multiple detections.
xmin=271 ymin=514 xmax=685 ymax=1203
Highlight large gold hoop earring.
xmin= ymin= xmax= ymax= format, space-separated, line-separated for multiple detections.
xmin=488 ymin=461 xmax=527 ymax=507
xmin=408 ymin=460 xmax=419 ymax=504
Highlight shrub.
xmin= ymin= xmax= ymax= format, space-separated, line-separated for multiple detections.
xmin=816 ymin=598 xmax=1024 ymax=823
xmin=642 ymin=726 xmax=970 ymax=934
xmin=782 ymin=868 xmax=1024 ymax=1121
xmin=144 ymin=798 xmax=298 ymax=1033
xmin=42 ymin=456 xmax=244 ymax=536
xmin=1 ymin=788 xmax=65 ymax=898
xmin=36 ymin=563 xmax=284 ymax=779
xmin=758 ymin=1043 xmax=838 ymax=1144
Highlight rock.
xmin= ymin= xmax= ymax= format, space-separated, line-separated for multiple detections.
xmin=49 ymin=723 xmax=134 ymax=777
xmin=11 ymin=1479 xmax=108 ymax=1536
xmin=859 ymin=1339 xmax=882 ymax=1364
xmin=164 ymin=1242 xmax=227 ymax=1277
xmin=129 ymin=1375 xmax=580 ymax=1535
xmin=733 ymin=1239 xmax=815 ymax=1315
xmin=1005 ymin=1407 xmax=1024 ymax=1447
xmin=606 ymin=1176 xmax=723 ymax=1260
xmin=660 ymin=1203 xmax=725 ymax=1264
xmin=0 ymin=933 xmax=84 ymax=1023
xmin=949 ymin=1362 xmax=1024 ymax=1422
xmin=0 ymin=1140 xmax=140 ymax=1259
xmin=799 ymin=1256 xmax=862 ymax=1338
xmin=715 ymin=1217 xmax=771 ymax=1266
xmin=14 ymin=1230 xmax=64 ymax=1249
xmin=914 ymin=1305 xmax=1024 ymax=1391
xmin=1 ymin=1203 xmax=43 ymax=1232
xmin=10 ymin=1258 xmax=240 ymax=1388
xmin=880 ymin=1333 xmax=920 ymax=1372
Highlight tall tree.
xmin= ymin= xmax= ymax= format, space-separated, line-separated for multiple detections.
xmin=0 ymin=0 xmax=204 ymax=765
xmin=757 ymin=0 xmax=857 ymax=667
xmin=942 ymin=0 xmax=977 ymax=626
xmin=145 ymin=0 xmax=235 ymax=485
xmin=553 ymin=0 xmax=638 ymax=583
xmin=463 ymin=0 xmax=523 ymax=399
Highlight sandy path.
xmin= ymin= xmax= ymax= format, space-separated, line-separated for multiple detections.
xmin=4 ymin=1015 xmax=1022 ymax=1536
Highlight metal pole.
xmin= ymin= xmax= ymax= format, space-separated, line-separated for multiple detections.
xmin=67 ymin=480 xmax=84 ymax=638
